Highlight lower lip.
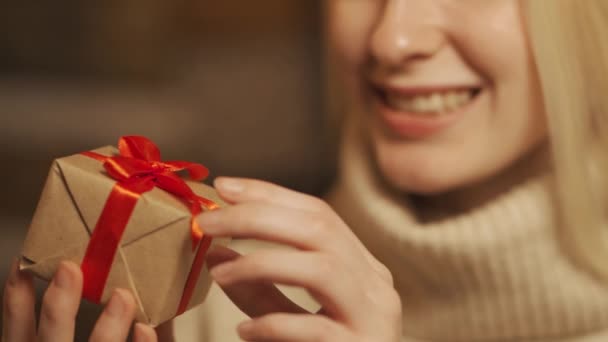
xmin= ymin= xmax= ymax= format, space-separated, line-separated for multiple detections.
xmin=374 ymin=92 xmax=479 ymax=139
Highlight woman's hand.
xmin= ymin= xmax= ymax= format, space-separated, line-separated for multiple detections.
xmin=2 ymin=259 xmax=160 ymax=342
xmin=201 ymin=177 xmax=402 ymax=342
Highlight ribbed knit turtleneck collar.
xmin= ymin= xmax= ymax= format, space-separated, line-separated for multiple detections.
xmin=327 ymin=122 xmax=608 ymax=341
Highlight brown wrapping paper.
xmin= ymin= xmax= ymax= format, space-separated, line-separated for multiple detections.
xmin=19 ymin=146 xmax=229 ymax=326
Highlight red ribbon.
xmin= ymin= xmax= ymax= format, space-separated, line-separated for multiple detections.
xmin=80 ymin=136 xmax=218 ymax=316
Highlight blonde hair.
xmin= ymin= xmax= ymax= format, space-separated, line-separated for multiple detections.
xmin=524 ymin=1 xmax=608 ymax=278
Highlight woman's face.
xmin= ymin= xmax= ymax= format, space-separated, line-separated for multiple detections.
xmin=328 ymin=0 xmax=547 ymax=194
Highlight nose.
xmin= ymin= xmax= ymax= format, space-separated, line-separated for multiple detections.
xmin=370 ymin=0 xmax=445 ymax=67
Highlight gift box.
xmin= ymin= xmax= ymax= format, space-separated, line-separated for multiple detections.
xmin=19 ymin=136 xmax=228 ymax=325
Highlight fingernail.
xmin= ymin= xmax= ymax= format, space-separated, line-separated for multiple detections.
xmin=106 ymin=289 xmax=126 ymax=317
xmin=53 ymin=261 xmax=73 ymax=289
xmin=215 ymin=177 xmax=243 ymax=194
xmin=237 ymin=320 xmax=255 ymax=337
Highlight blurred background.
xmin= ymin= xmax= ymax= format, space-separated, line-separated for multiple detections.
xmin=1 ymin=1 xmax=331 ymax=339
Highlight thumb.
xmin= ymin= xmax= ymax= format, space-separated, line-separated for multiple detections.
xmin=206 ymin=245 xmax=308 ymax=318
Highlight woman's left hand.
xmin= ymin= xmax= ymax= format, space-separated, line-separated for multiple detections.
xmin=199 ymin=177 xmax=402 ymax=342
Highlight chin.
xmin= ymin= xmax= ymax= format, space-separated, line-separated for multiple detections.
xmin=373 ymin=145 xmax=491 ymax=196
xmin=378 ymin=161 xmax=462 ymax=195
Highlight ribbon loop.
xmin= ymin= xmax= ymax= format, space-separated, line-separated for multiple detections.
xmin=164 ymin=161 xmax=209 ymax=181
xmin=119 ymin=135 xmax=162 ymax=161
xmin=101 ymin=136 xmax=213 ymax=248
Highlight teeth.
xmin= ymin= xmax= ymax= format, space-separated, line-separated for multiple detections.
xmin=413 ymin=97 xmax=430 ymax=112
xmin=429 ymin=93 xmax=443 ymax=111
xmin=385 ymin=90 xmax=475 ymax=115
xmin=444 ymin=92 xmax=460 ymax=111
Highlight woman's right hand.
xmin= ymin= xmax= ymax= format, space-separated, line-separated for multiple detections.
xmin=2 ymin=258 xmax=159 ymax=342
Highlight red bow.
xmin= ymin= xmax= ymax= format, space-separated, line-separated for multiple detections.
xmin=80 ymin=136 xmax=218 ymax=310
xmin=84 ymin=136 xmax=218 ymax=250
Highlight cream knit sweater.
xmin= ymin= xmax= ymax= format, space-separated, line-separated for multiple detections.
xmin=174 ymin=125 xmax=608 ymax=341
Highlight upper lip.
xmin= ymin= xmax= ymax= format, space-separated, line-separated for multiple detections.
xmin=367 ymin=72 xmax=484 ymax=96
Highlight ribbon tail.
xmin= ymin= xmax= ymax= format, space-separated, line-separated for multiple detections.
xmin=81 ymin=183 xmax=141 ymax=303
xmin=191 ymin=218 xmax=204 ymax=251
xmin=176 ymin=234 xmax=213 ymax=316
xmin=196 ymin=195 xmax=220 ymax=211
xmin=164 ymin=161 xmax=209 ymax=181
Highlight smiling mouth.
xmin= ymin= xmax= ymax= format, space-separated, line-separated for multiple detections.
xmin=374 ymin=86 xmax=483 ymax=117
xmin=369 ymin=83 xmax=485 ymax=139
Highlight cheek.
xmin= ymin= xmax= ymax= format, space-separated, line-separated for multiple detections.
xmin=373 ymin=142 xmax=466 ymax=194
xmin=462 ymin=3 xmax=547 ymax=162
xmin=327 ymin=1 xmax=381 ymax=72
xmin=449 ymin=0 xmax=526 ymax=71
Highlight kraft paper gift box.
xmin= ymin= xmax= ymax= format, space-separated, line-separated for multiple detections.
xmin=19 ymin=137 xmax=228 ymax=326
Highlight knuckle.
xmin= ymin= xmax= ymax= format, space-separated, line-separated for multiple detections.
xmin=362 ymin=277 xmax=401 ymax=318
xmin=3 ymin=280 xmax=34 ymax=320
xmin=243 ymin=254 xmax=266 ymax=272
xmin=383 ymin=290 xmax=403 ymax=318
xmin=40 ymin=299 xmax=64 ymax=325
xmin=307 ymin=214 xmax=331 ymax=238
xmin=231 ymin=210 xmax=251 ymax=233
xmin=375 ymin=262 xmax=394 ymax=285
xmin=310 ymin=319 xmax=338 ymax=342
xmin=313 ymin=255 xmax=338 ymax=282
xmin=3 ymin=283 xmax=14 ymax=310
xmin=307 ymin=196 xmax=332 ymax=213
xmin=40 ymin=290 xmax=75 ymax=324
xmin=3 ymin=291 xmax=20 ymax=319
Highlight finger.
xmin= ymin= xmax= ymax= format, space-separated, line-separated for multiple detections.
xmin=214 ymin=177 xmax=329 ymax=214
xmin=200 ymin=203 xmax=375 ymax=286
xmin=89 ymin=289 xmax=137 ymax=342
xmin=199 ymin=203 xmax=355 ymax=257
xmin=36 ymin=261 xmax=83 ymax=342
xmin=134 ymin=323 xmax=158 ymax=342
xmin=210 ymin=249 xmax=361 ymax=323
xmin=237 ymin=313 xmax=353 ymax=342
xmin=154 ymin=321 xmax=174 ymax=342
xmin=207 ymin=246 xmax=307 ymax=318
xmin=206 ymin=245 xmax=241 ymax=268
xmin=210 ymin=177 xmax=380 ymax=269
xmin=2 ymin=258 xmax=36 ymax=342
